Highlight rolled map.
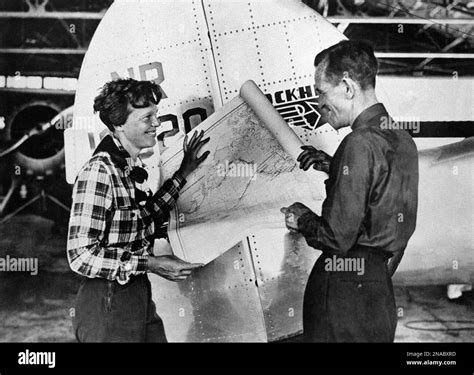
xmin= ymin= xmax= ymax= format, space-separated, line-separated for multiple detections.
xmin=240 ymin=79 xmax=304 ymax=162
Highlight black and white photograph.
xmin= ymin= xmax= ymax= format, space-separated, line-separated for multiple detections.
xmin=0 ymin=0 xmax=473 ymax=370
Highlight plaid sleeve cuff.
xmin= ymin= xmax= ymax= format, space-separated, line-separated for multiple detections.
xmin=122 ymin=254 xmax=149 ymax=274
xmin=134 ymin=254 xmax=149 ymax=273
xmin=172 ymin=171 xmax=187 ymax=190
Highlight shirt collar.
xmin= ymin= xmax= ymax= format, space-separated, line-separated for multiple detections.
xmin=93 ymin=134 xmax=134 ymax=171
xmin=351 ymin=103 xmax=388 ymax=131
xmin=110 ymin=136 xmax=138 ymax=167
xmin=112 ymin=136 xmax=146 ymax=168
xmin=111 ymin=135 xmax=127 ymax=154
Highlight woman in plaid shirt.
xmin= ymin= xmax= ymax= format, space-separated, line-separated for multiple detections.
xmin=67 ymin=78 xmax=209 ymax=342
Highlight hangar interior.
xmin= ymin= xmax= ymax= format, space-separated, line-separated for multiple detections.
xmin=0 ymin=0 xmax=472 ymax=342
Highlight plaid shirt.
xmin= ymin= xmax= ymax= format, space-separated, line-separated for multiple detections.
xmin=67 ymin=135 xmax=185 ymax=284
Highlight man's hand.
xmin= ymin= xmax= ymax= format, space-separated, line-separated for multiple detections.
xmin=177 ymin=130 xmax=210 ymax=179
xmin=280 ymin=202 xmax=313 ymax=232
xmin=297 ymin=145 xmax=331 ymax=174
xmin=148 ymin=255 xmax=204 ymax=282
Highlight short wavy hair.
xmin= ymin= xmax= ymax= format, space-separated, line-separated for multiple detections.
xmin=93 ymin=78 xmax=162 ymax=132
xmin=314 ymin=40 xmax=378 ymax=90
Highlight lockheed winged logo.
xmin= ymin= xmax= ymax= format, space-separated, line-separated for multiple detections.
xmin=266 ymin=85 xmax=323 ymax=131
xmin=275 ymin=99 xmax=321 ymax=131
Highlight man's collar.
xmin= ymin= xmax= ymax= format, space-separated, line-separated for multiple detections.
xmin=351 ymin=103 xmax=388 ymax=131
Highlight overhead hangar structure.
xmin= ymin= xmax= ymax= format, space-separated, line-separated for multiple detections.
xmin=67 ymin=0 xmax=474 ymax=342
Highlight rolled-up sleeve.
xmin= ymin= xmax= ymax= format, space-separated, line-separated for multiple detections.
xmin=144 ymin=171 xmax=186 ymax=224
xmin=298 ymin=134 xmax=372 ymax=255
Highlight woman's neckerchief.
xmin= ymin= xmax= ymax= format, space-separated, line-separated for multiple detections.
xmin=93 ymin=135 xmax=153 ymax=207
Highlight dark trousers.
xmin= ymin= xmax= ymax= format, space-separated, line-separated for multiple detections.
xmin=303 ymin=247 xmax=397 ymax=342
xmin=72 ymin=274 xmax=167 ymax=342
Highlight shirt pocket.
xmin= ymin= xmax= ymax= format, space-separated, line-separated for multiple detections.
xmin=112 ymin=205 xmax=141 ymax=248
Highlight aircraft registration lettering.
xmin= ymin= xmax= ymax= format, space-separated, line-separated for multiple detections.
xmin=111 ymin=61 xmax=167 ymax=98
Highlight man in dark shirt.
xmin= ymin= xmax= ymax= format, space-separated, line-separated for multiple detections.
xmin=282 ymin=41 xmax=418 ymax=342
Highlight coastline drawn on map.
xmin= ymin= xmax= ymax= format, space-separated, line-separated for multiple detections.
xmin=161 ymin=80 xmax=328 ymax=265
